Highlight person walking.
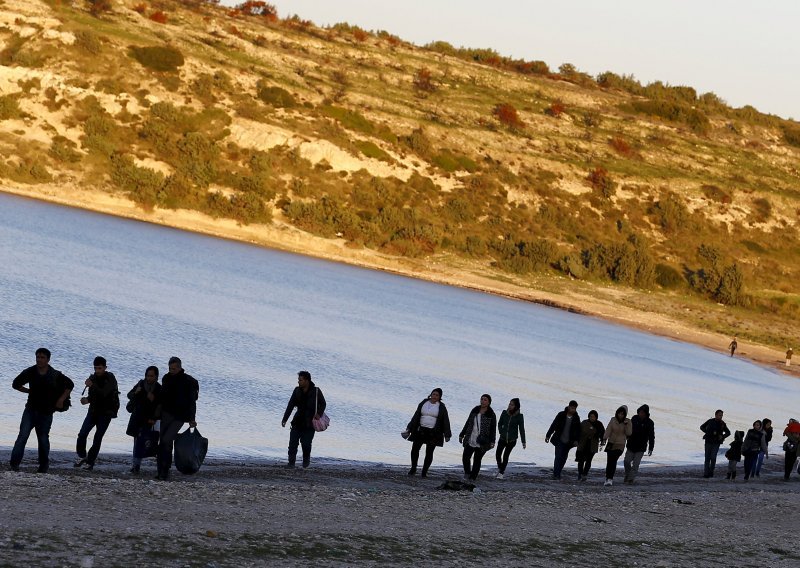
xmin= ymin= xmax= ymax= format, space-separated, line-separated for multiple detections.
xmin=125 ymin=366 xmax=162 ymax=474
xmin=602 ymin=405 xmax=631 ymax=486
xmin=459 ymin=394 xmax=497 ymax=482
xmin=10 ymin=348 xmax=74 ymax=473
xmin=724 ymin=430 xmax=744 ymax=481
xmin=403 ymin=388 xmax=451 ymax=477
xmin=282 ymin=370 xmax=326 ymax=469
xmin=782 ymin=418 xmax=800 ymax=481
xmin=741 ymin=420 xmax=768 ymax=481
xmin=544 ymin=400 xmax=581 ymax=480
xmin=623 ymin=404 xmax=654 ymax=484
xmin=700 ymin=409 xmax=731 ymax=478
xmin=74 ymin=356 xmax=119 ymax=471
xmin=786 ymin=347 xmax=793 ymax=367
xmin=575 ymin=410 xmax=605 ymax=482
xmin=156 ymin=357 xmax=199 ymax=481
xmin=753 ymin=418 xmax=773 ymax=478
xmin=729 ymin=337 xmax=738 ymax=357
xmin=495 ymin=398 xmax=526 ymax=479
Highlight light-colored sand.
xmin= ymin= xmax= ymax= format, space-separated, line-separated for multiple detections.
xmin=1 ymin=450 xmax=798 ymax=566
xmin=1 ymin=183 xmax=797 ymax=381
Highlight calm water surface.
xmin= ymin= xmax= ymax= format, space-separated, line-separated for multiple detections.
xmin=1 ymin=192 xmax=797 ymax=468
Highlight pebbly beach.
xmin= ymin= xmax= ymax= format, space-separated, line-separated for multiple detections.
xmin=1 ymin=450 xmax=799 ymax=567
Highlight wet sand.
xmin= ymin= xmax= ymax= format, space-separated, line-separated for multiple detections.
xmin=1 ymin=450 xmax=798 ymax=567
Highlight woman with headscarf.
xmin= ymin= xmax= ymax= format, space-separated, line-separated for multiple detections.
xmin=602 ymin=405 xmax=632 ymax=486
xmin=403 ymin=388 xmax=452 ymax=477
xmin=495 ymin=398 xmax=526 ymax=480
xmin=459 ymin=394 xmax=497 ymax=482
xmin=576 ymin=410 xmax=605 ymax=482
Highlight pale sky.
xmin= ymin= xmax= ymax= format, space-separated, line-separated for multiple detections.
xmin=223 ymin=1 xmax=800 ymax=120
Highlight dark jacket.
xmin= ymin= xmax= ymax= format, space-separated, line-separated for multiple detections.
xmin=13 ymin=365 xmax=74 ymax=414
xmin=498 ymin=410 xmax=526 ymax=444
xmin=86 ymin=371 xmax=119 ymax=418
xmin=406 ymin=398 xmax=451 ymax=447
xmin=126 ymin=380 xmax=162 ymax=436
xmin=700 ymin=417 xmax=731 ymax=444
xmin=627 ymin=405 xmax=655 ymax=453
xmin=576 ymin=418 xmax=606 ymax=457
xmin=459 ymin=406 xmax=497 ymax=451
xmin=742 ymin=428 xmax=767 ymax=454
xmin=159 ymin=370 xmax=199 ymax=422
xmin=283 ymin=381 xmax=326 ymax=429
xmin=546 ymin=409 xmax=581 ymax=446
xmin=725 ymin=431 xmax=745 ymax=462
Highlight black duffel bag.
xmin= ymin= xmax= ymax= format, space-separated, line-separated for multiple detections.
xmin=174 ymin=427 xmax=208 ymax=475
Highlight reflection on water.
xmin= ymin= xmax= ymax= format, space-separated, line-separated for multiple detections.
xmin=1 ymin=192 xmax=796 ymax=467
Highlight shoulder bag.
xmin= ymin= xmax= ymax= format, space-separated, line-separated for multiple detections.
xmin=311 ymin=387 xmax=330 ymax=432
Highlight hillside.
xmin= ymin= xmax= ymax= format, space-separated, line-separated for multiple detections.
xmin=1 ymin=0 xmax=799 ymax=363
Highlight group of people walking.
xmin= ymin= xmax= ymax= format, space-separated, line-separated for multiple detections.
xmin=9 ymin=348 xmax=198 ymax=480
xmin=8 ymin=348 xmax=800 ymax=486
xmin=401 ymin=390 xmax=800 ymax=485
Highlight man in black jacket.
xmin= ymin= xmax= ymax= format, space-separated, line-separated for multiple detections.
xmin=700 ymin=409 xmax=731 ymax=478
xmin=10 ymin=348 xmax=74 ymax=473
xmin=74 ymin=356 xmax=119 ymax=471
xmin=156 ymin=356 xmax=199 ymax=481
xmin=544 ymin=400 xmax=581 ymax=480
xmin=623 ymin=404 xmax=655 ymax=483
xmin=282 ymin=371 xmax=326 ymax=469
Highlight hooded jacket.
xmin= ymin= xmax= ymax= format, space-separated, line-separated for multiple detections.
xmin=724 ymin=431 xmax=745 ymax=461
xmin=159 ymin=369 xmax=199 ymax=423
xmin=627 ymin=404 xmax=655 ymax=453
xmin=283 ymin=380 xmax=326 ymax=429
xmin=603 ymin=406 xmax=632 ymax=451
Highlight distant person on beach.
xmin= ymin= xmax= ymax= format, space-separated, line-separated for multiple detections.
xmin=545 ymin=400 xmax=581 ymax=480
xmin=624 ymin=404 xmax=654 ymax=484
xmin=156 ymin=357 xmax=199 ymax=481
xmin=724 ymin=430 xmax=744 ymax=480
xmin=781 ymin=419 xmax=800 ymax=481
xmin=458 ymin=394 xmax=496 ymax=482
xmin=786 ymin=347 xmax=793 ymax=367
xmin=575 ymin=410 xmax=605 ymax=482
xmin=74 ymin=356 xmax=119 ymax=471
xmin=700 ymin=409 xmax=731 ymax=478
xmin=741 ymin=420 xmax=767 ymax=481
xmin=753 ymin=418 xmax=772 ymax=478
xmin=729 ymin=337 xmax=738 ymax=357
xmin=125 ymin=366 xmax=162 ymax=474
xmin=403 ymin=388 xmax=451 ymax=477
xmin=603 ymin=405 xmax=632 ymax=486
xmin=282 ymin=370 xmax=326 ymax=469
xmin=495 ymin=398 xmax=526 ymax=479
xmin=10 ymin=348 xmax=74 ymax=473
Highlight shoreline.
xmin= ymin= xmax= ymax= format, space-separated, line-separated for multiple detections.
xmin=1 ymin=450 xmax=799 ymax=566
xmin=2 ymin=183 xmax=797 ymax=380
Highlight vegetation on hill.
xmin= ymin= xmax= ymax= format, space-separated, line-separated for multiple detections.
xmin=1 ymin=0 xmax=799 ymax=349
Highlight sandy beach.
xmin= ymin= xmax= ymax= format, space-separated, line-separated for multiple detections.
xmin=1 ymin=184 xmax=796 ymax=382
xmin=1 ymin=449 xmax=798 ymax=567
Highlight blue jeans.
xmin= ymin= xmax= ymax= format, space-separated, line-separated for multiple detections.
xmin=10 ymin=408 xmax=54 ymax=471
xmin=76 ymin=413 xmax=113 ymax=466
xmin=288 ymin=426 xmax=315 ymax=466
xmin=753 ymin=450 xmax=767 ymax=476
xmin=704 ymin=442 xmax=721 ymax=477
xmin=553 ymin=441 xmax=573 ymax=478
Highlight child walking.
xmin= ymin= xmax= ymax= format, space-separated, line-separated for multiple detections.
xmin=725 ymin=430 xmax=744 ymax=480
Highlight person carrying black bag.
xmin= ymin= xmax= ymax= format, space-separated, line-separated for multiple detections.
xmin=126 ymin=366 xmax=162 ymax=474
xmin=156 ymin=357 xmax=199 ymax=481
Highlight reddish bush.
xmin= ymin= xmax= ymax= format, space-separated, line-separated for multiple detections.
xmin=149 ymin=10 xmax=168 ymax=24
xmin=586 ymin=167 xmax=616 ymax=197
xmin=89 ymin=0 xmax=112 ymax=16
xmin=545 ymin=99 xmax=566 ymax=118
xmin=492 ymin=103 xmax=524 ymax=130
xmin=609 ymin=136 xmax=634 ymax=157
xmin=412 ymin=67 xmax=437 ymax=94
xmin=352 ymin=27 xmax=369 ymax=42
xmin=133 ymin=3 xmax=147 ymax=14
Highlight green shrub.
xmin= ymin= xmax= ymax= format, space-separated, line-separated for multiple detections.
xmin=0 ymin=94 xmax=22 ymax=120
xmin=655 ymin=263 xmax=684 ymax=288
xmin=402 ymin=127 xmax=432 ymax=158
xmin=781 ymin=123 xmax=800 ymax=147
xmin=319 ymin=105 xmax=373 ymax=134
xmin=130 ymin=45 xmax=185 ymax=73
xmin=11 ymin=158 xmax=52 ymax=183
xmin=751 ymin=197 xmax=772 ymax=222
xmin=74 ymin=30 xmax=102 ymax=55
xmin=256 ymin=81 xmax=296 ymax=108
xmin=651 ymin=193 xmax=689 ymax=232
xmin=175 ymin=132 xmax=219 ymax=188
xmin=110 ymin=153 xmax=164 ymax=206
xmin=702 ymin=184 xmax=732 ymax=204
xmin=625 ymin=99 xmax=710 ymax=134
xmin=49 ymin=136 xmax=82 ymax=163
xmin=355 ymin=140 xmax=392 ymax=162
